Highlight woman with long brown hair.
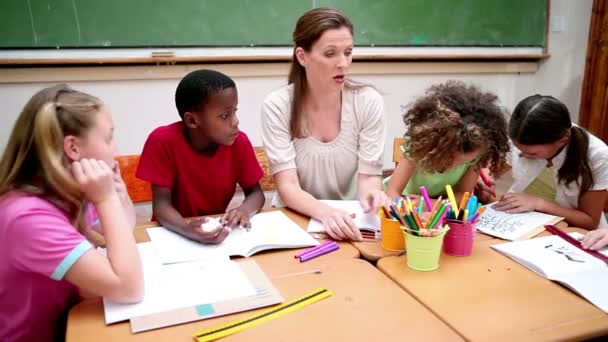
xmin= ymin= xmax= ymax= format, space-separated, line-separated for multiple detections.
xmin=261 ymin=8 xmax=386 ymax=241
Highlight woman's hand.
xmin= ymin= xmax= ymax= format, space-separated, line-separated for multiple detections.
xmin=320 ymin=209 xmax=361 ymax=241
xmin=360 ymin=189 xmax=389 ymax=213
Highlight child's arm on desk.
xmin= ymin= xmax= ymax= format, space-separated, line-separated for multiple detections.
xmin=582 ymin=228 xmax=608 ymax=250
xmin=222 ymin=183 xmax=265 ymax=228
xmin=151 ymin=185 xmax=230 ymax=244
xmin=494 ymin=190 xmax=607 ymax=230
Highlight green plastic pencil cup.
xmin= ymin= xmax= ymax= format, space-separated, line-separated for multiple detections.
xmin=403 ymin=228 xmax=448 ymax=271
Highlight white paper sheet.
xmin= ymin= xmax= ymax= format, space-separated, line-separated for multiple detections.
xmin=102 ymin=243 xmax=256 ymax=324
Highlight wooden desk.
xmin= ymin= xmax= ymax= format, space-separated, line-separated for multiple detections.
xmin=377 ymin=227 xmax=608 ymax=341
xmin=67 ymin=258 xmax=463 ymax=341
xmin=352 ymin=232 xmax=497 ymax=262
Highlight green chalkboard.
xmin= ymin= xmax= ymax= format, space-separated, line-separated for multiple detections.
xmin=0 ymin=0 xmax=546 ymax=48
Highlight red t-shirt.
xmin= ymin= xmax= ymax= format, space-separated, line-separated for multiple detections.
xmin=136 ymin=122 xmax=263 ymax=218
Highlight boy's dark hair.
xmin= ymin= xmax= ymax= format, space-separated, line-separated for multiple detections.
xmin=510 ymin=94 xmax=593 ymax=192
xmin=175 ymin=69 xmax=236 ymax=118
xmin=403 ymin=80 xmax=510 ymax=175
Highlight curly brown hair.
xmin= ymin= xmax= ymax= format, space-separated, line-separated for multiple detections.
xmin=403 ymin=81 xmax=510 ymax=175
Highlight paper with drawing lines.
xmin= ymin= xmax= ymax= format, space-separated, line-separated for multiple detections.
xmin=476 ymin=203 xmax=563 ymax=241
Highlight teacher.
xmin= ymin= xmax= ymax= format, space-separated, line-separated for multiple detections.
xmin=261 ymin=7 xmax=387 ymax=241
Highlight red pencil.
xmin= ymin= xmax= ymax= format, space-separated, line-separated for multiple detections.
xmin=479 ymin=170 xmax=497 ymax=197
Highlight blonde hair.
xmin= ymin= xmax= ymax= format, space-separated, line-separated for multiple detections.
xmin=0 ymin=84 xmax=103 ymax=236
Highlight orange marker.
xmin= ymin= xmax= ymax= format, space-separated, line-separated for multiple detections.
xmin=458 ymin=192 xmax=470 ymax=213
xmin=411 ymin=211 xmax=423 ymax=231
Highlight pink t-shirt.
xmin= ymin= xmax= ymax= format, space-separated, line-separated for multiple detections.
xmin=0 ymin=191 xmax=96 ymax=342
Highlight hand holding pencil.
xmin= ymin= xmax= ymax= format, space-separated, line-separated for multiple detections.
xmin=476 ymin=169 xmax=497 ymax=203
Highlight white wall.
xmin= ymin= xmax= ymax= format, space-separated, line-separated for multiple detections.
xmin=0 ymin=0 xmax=593 ymax=169
xmin=513 ymin=0 xmax=593 ymax=119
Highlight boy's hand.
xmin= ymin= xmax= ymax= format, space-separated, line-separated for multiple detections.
xmin=185 ymin=217 xmax=231 ymax=244
xmin=221 ymin=207 xmax=251 ymax=229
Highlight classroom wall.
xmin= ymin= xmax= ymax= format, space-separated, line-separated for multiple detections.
xmin=0 ymin=0 xmax=593 ymax=170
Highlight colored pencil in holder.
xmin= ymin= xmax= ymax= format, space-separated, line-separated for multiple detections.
xmin=419 ymin=186 xmax=433 ymax=213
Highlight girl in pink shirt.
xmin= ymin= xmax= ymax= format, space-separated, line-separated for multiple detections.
xmin=0 ymin=85 xmax=143 ymax=341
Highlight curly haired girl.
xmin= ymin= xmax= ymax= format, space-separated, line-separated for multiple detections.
xmin=386 ymin=81 xmax=510 ymax=203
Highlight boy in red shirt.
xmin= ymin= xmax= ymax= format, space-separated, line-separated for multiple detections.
xmin=137 ymin=69 xmax=264 ymax=244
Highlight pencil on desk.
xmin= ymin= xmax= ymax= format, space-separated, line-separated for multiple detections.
xmin=272 ymin=269 xmax=322 ymax=279
xmin=297 ymin=241 xmax=338 ymax=260
xmin=294 ymin=241 xmax=333 ymax=258
xmin=300 ymin=243 xmax=339 ymax=262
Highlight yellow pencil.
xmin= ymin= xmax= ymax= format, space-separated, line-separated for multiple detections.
xmin=445 ymin=185 xmax=459 ymax=218
xmin=405 ymin=196 xmax=414 ymax=214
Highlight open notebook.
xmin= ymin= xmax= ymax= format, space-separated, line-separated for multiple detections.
xmin=492 ymin=232 xmax=608 ymax=313
xmin=147 ymin=211 xmax=319 ymax=264
xmin=101 ymin=243 xmax=283 ymax=333
xmin=476 ymin=203 xmax=563 ymax=240
xmin=307 ymin=200 xmax=381 ymax=233
xmin=102 ymin=242 xmax=256 ymax=324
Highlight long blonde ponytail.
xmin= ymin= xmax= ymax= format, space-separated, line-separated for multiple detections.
xmin=0 ymin=84 xmax=102 ymax=236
